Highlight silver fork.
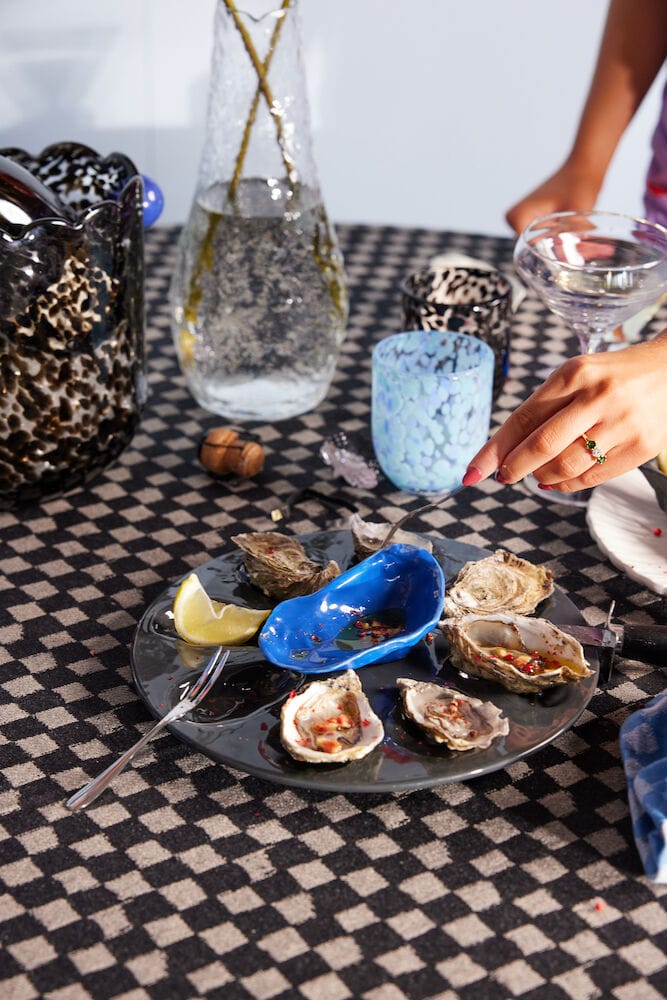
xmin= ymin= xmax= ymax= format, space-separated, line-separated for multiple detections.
xmin=65 ymin=647 xmax=229 ymax=811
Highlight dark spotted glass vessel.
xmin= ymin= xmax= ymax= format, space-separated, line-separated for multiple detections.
xmin=401 ymin=265 xmax=512 ymax=402
xmin=0 ymin=142 xmax=146 ymax=509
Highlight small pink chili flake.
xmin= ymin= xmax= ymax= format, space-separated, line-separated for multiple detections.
xmin=288 ymin=689 xmax=297 ymax=699
xmin=594 ymin=900 xmax=605 ymax=911
xmin=653 ymin=527 xmax=662 ymax=537
xmin=362 ymin=718 xmax=371 ymax=727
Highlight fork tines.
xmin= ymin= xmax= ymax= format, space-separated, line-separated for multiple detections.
xmin=187 ymin=647 xmax=229 ymax=704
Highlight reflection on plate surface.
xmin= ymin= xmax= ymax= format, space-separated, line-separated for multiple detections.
xmin=587 ymin=468 xmax=667 ymax=596
xmin=130 ymin=531 xmax=598 ymax=794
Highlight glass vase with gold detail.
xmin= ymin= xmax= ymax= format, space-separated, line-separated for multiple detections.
xmin=170 ymin=0 xmax=348 ymax=421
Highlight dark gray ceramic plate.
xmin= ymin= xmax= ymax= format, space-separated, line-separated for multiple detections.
xmin=130 ymin=531 xmax=599 ymax=794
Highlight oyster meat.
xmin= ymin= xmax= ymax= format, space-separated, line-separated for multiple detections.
xmin=442 ymin=549 xmax=554 ymax=619
xmin=397 ymin=677 xmax=508 ymax=750
xmin=280 ymin=669 xmax=384 ymax=764
xmin=232 ymin=531 xmax=341 ymax=600
xmin=348 ymin=513 xmax=433 ymax=560
xmin=441 ymin=613 xmax=593 ymax=694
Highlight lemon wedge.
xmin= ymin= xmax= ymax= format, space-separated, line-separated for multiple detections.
xmin=173 ymin=573 xmax=270 ymax=645
xmin=658 ymin=450 xmax=667 ymax=475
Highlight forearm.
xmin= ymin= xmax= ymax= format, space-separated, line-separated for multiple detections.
xmin=567 ymin=0 xmax=667 ymax=183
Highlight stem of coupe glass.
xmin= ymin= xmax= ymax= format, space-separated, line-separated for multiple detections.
xmin=572 ymin=322 xmax=606 ymax=355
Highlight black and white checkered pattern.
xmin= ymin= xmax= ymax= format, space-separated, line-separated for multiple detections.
xmin=1 ymin=224 xmax=666 ymax=999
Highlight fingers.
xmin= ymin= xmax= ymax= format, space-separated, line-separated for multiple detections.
xmin=537 ymin=449 xmax=622 ymax=493
xmin=497 ymin=409 xmax=603 ymax=484
xmin=469 ymin=414 xmax=642 ymax=496
xmin=534 ymin=426 xmax=657 ymax=494
xmin=463 ymin=333 xmax=667 ymax=495
xmin=464 ymin=368 xmax=589 ymax=484
xmin=532 ymin=427 xmax=606 ymax=482
xmin=532 ymin=425 xmax=615 ymax=492
xmin=465 ymin=418 xmax=618 ymax=495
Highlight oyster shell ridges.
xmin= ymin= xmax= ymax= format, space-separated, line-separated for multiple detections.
xmin=348 ymin=513 xmax=433 ymax=560
xmin=442 ymin=549 xmax=554 ymax=619
xmin=232 ymin=531 xmax=341 ymax=600
xmin=397 ymin=677 xmax=509 ymax=750
xmin=280 ymin=669 xmax=384 ymax=764
xmin=441 ymin=612 xmax=593 ymax=694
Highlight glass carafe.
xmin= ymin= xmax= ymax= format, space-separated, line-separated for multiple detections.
xmin=170 ymin=0 xmax=348 ymax=422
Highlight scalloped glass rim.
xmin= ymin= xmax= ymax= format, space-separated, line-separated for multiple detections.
xmin=0 ymin=141 xmax=141 ymax=240
xmin=401 ymin=266 xmax=513 ymax=311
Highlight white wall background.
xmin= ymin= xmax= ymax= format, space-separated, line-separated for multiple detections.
xmin=1 ymin=0 xmax=663 ymax=236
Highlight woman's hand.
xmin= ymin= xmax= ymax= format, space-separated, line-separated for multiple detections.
xmin=505 ymin=162 xmax=602 ymax=236
xmin=463 ymin=333 xmax=667 ymax=494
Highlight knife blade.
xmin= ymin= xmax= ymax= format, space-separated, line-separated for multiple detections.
xmin=558 ymin=623 xmax=667 ymax=669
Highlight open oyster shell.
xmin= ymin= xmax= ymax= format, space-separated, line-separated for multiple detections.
xmin=397 ymin=677 xmax=508 ymax=750
xmin=280 ymin=669 xmax=384 ymax=764
xmin=232 ymin=531 xmax=340 ymax=601
xmin=442 ymin=549 xmax=554 ymax=619
xmin=348 ymin=513 xmax=433 ymax=560
xmin=441 ymin=613 xmax=592 ymax=694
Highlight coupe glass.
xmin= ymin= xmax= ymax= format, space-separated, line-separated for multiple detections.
xmin=513 ymin=209 xmax=667 ymax=506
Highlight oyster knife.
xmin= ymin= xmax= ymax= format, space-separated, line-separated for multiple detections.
xmin=558 ymin=622 xmax=667 ymax=669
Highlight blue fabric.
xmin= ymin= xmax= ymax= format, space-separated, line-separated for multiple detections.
xmin=620 ymin=690 xmax=667 ymax=882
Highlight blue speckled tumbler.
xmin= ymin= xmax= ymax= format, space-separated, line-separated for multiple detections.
xmin=372 ymin=330 xmax=494 ymax=495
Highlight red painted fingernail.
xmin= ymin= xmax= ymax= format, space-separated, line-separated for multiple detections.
xmin=538 ymin=483 xmax=555 ymax=491
xmin=462 ymin=466 xmax=483 ymax=486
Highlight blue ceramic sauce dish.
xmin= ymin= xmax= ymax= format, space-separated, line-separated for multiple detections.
xmin=259 ymin=543 xmax=446 ymax=674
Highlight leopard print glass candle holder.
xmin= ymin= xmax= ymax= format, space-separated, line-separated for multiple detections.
xmin=401 ymin=265 xmax=512 ymax=402
xmin=0 ymin=142 xmax=147 ymax=510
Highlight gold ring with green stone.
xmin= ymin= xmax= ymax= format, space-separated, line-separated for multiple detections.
xmin=582 ymin=433 xmax=607 ymax=464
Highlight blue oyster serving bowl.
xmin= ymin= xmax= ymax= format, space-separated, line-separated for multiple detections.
xmin=259 ymin=543 xmax=446 ymax=674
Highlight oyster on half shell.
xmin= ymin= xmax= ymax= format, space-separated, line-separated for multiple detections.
xmin=280 ymin=669 xmax=384 ymax=764
xmin=441 ymin=613 xmax=593 ymax=694
xmin=348 ymin=513 xmax=433 ymax=560
xmin=442 ymin=549 xmax=554 ymax=619
xmin=397 ymin=677 xmax=509 ymax=750
xmin=232 ymin=531 xmax=341 ymax=601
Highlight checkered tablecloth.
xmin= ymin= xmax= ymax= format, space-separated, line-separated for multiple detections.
xmin=1 ymin=224 xmax=666 ymax=1000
